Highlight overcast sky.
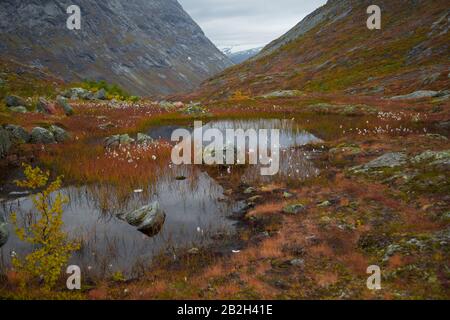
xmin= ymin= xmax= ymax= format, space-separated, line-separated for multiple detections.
xmin=178 ymin=0 xmax=327 ymax=52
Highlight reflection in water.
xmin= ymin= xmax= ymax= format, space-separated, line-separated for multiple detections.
xmin=0 ymin=118 xmax=322 ymax=277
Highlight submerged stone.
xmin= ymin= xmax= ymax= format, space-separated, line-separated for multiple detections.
xmin=123 ymin=202 xmax=166 ymax=237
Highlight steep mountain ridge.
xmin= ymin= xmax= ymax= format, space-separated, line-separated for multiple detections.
xmin=0 ymin=0 xmax=232 ymax=96
xmin=193 ymin=0 xmax=449 ymax=101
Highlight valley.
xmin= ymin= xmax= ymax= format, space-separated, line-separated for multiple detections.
xmin=0 ymin=0 xmax=448 ymax=300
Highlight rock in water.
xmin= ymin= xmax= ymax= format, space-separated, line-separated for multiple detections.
xmin=5 ymin=95 xmax=27 ymax=107
xmin=56 ymin=96 xmax=74 ymax=116
xmin=4 ymin=125 xmax=30 ymax=144
xmin=0 ymin=127 xmax=12 ymax=158
xmin=0 ymin=217 xmax=8 ymax=248
xmin=123 ymin=202 xmax=166 ymax=237
xmin=30 ymin=127 xmax=56 ymax=144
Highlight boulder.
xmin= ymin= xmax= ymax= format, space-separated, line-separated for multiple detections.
xmin=49 ymin=125 xmax=69 ymax=143
xmin=104 ymin=134 xmax=134 ymax=148
xmin=62 ymin=87 xmax=91 ymax=100
xmin=36 ymin=97 xmax=57 ymax=114
xmin=259 ymin=90 xmax=303 ymax=98
xmin=123 ymin=202 xmax=166 ymax=237
xmin=4 ymin=124 xmax=30 ymax=143
xmin=30 ymin=127 xmax=56 ymax=144
xmin=0 ymin=217 xmax=9 ymax=248
xmin=5 ymin=95 xmax=27 ymax=107
xmin=56 ymin=96 xmax=74 ymax=116
xmin=0 ymin=127 xmax=12 ymax=158
xmin=94 ymin=88 xmax=107 ymax=100
xmin=283 ymin=203 xmax=306 ymax=215
xmin=390 ymin=90 xmax=439 ymax=100
xmin=9 ymin=106 xmax=28 ymax=113
xmin=136 ymin=133 xmax=154 ymax=145
xmin=353 ymin=152 xmax=407 ymax=172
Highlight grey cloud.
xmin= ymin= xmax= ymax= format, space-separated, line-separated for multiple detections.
xmin=178 ymin=0 xmax=327 ymax=50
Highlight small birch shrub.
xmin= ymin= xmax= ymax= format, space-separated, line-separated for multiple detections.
xmin=10 ymin=164 xmax=80 ymax=291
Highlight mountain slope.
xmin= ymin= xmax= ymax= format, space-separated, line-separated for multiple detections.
xmin=193 ymin=0 xmax=449 ymax=100
xmin=0 ymin=0 xmax=232 ymax=96
xmin=223 ymin=47 xmax=263 ymax=64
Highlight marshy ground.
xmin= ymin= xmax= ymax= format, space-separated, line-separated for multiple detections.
xmin=0 ymin=92 xmax=449 ymax=299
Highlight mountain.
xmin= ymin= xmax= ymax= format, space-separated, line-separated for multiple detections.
xmin=0 ymin=0 xmax=233 ymax=96
xmin=222 ymin=47 xmax=264 ymax=64
xmin=193 ymin=0 xmax=449 ymax=100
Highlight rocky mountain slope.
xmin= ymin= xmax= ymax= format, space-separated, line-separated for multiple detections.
xmin=0 ymin=0 xmax=232 ymax=96
xmin=193 ymin=0 xmax=449 ymax=100
xmin=223 ymin=47 xmax=263 ymax=64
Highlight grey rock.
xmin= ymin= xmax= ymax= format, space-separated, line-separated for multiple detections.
xmin=244 ymin=187 xmax=256 ymax=194
xmin=56 ymin=96 xmax=74 ymax=116
xmin=0 ymin=217 xmax=9 ymax=248
xmin=94 ymin=88 xmax=107 ymax=100
xmin=49 ymin=125 xmax=69 ymax=143
xmin=123 ymin=202 xmax=166 ymax=237
xmin=104 ymin=134 xmax=135 ymax=148
xmin=9 ymin=106 xmax=28 ymax=113
xmin=5 ymin=95 xmax=27 ymax=107
xmin=259 ymin=90 xmax=303 ymax=98
xmin=0 ymin=127 xmax=12 ymax=158
xmin=411 ymin=150 xmax=450 ymax=166
xmin=283 ymin=203 xmax=306 ymax=215
xmin=354 ymin=152 xmax=408 ymax=171
xmin=30 ymin=127 xmax=56 ymax=144
xmin=290 ymin=258 xmax=305 ymax=267
xmin=136 ymin=133 xmax=154 ymax=145
xmin=36 ymin=97 xmax=55 ymax=114
xmin=390 ymin=90 xmax=439 ymax=100
xmin=4 ymin=124 xmax=30 ymax=143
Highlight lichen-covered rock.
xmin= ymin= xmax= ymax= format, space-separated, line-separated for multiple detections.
xmin=136 ymin=133 xmax=154 ymax=145
xmin=30 ymin=127 xmax=56 ymax=144
xmin=56 ymin=96 xmax=74 ymax=116
xmin=283 ymin=203 xmax=306 ymax=215
xmin=351 ymin=152 xmax=407 ymax=173
xmin=5 ymin=124 xmax=30 ymax=144
xmin=5 ymin=95 xmax=27 ymax=107
xmin=390 ymin=90 xmax=439 ymax=100
xmin=104 ymin=134 xmax=135 ymax=148
xmin=49 ymin=125 xmax=69 ymax=143
xmin=411 ymin=150 xmax=450 ymax=164
xmin=123 ymin=202 xmax=166 ymax=237
xmin=9 ymin=106 xmax=28 ymax=113
xmin=94 ymin=88 xmax=107 ymax=100
xmin=259 ymin=90 xmax=303 ymax=98
xmin=0 ymin=127 xmax=12 ymax=158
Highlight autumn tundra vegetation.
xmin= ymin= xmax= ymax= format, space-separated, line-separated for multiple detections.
xmin=0 ymin=0 xmax=449 ymax=300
